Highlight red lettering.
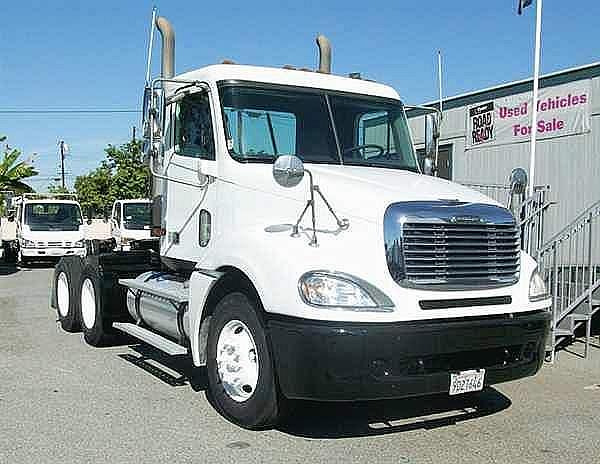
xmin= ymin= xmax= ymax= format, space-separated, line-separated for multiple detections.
xmin=580 ymin=94 xmax=587 ymax=104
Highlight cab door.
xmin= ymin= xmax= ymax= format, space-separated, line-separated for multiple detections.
xmin=162 ymin=90 xmax=218 ymax=266
xmin=110 ymin=202 xmax=122 ymax=243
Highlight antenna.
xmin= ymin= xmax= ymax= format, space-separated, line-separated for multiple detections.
xmin=435 ymin=50 xmax=443 ymax=176
xmin=145 ymin=7 xmax=158 ymax=86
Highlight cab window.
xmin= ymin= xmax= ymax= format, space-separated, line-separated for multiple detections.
xmin=175 ymin=92 xmax=215 ymax=159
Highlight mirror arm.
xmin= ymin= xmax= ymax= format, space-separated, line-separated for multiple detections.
xmin=148 ymin=155 xmax=211 ymax=189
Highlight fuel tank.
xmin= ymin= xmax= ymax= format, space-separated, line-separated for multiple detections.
xmin=125 ymin=271 xmax=190 ymax=341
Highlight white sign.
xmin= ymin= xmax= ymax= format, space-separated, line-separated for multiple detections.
xmin=466 ymin=80 xmax=591 ymax=149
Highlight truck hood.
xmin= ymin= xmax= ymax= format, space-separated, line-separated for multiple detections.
xmin=302 ymin=165 xmax=500 ymax=222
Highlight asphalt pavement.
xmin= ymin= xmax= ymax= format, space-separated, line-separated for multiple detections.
xmin=1 ymin=262 xmax=599 ymax=463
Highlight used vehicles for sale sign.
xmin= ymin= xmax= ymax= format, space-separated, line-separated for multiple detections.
xmin=466 ymin=80 xmax=591 ymax=149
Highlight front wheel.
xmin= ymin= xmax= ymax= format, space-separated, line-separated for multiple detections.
xmin=206 ymin=292 xmax=281 ymax=429
xmin=17 ymin=248 xmax=31 ymax=267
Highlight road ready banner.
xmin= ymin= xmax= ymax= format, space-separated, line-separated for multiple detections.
xmin=466 ymin=80 xmax=591 ymax=149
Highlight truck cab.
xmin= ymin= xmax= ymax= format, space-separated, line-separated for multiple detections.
xmin=51 ymin=14 xmax=550 ymax=430
xmin=15 ymin=194 xmax=85 ymax=264
xmin=110 ymin=199 xmax=154 ymax=250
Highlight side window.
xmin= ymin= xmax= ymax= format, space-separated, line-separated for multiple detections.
xmin=357 ymin=111 xmax=396 ymax=158
xmin=175 ymin=92 xmax=215 ymax=159
xmin=164 ymin=104 xmax=174 ymax=150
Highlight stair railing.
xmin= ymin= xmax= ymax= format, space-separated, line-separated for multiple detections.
xmin=536 ymin=199 xmax=600 ymax=362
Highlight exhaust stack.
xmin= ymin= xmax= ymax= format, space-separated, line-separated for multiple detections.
xmin=316 ymin=34 xmax=331 ymax=74
xmin=155 ymin=16 xmax=175 ymax=79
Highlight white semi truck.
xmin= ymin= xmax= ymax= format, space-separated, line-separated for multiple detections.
xmin=109 ymin=199 xmax=156 ymax=250
xmin=51 ymin=14 xmax=550 ymax=429
xmin=13 ymin=193 xmax=85 ymax=264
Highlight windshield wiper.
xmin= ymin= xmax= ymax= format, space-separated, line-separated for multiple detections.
xmin=231 ymin=155 xmax=277 ymax=163
xmin=343 ymin=162 xmax=419 ymax=172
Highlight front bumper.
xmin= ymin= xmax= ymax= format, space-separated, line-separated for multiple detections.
xmin=267 ymin=310 xmax=550 ymax=401
xmin=21 ymin=247 xmax=85 ymax=258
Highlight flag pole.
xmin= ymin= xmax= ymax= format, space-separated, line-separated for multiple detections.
xmin=528 ymin=0 xmax=543 ymax=197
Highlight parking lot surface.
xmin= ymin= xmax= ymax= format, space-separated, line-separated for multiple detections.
xmin=1 ymin=263 xmax=599 ymax=464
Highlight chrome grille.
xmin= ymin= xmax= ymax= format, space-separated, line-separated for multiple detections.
xmin=402 ymin=222 xmax=520 ymax=286
xmin=48 ymin=241 xmax=62 ymax=247
xmin=384 ymin=201 xmax=521 ymax=290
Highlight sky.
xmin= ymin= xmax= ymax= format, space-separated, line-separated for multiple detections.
xmin=1 ymin=0 xmax=599 ymax=191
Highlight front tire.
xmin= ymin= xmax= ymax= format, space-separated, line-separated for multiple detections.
xmin=80 ymin=264 xmax=113 ymax=346
xmin=206 ymin=292 xmax=281 ymax=429
xmin=17 ymin=248 xmax=31 ymax=267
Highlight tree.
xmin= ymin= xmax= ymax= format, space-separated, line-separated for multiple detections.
xmin=47 ymin=184 xmax=70 ymax=194
xmin=0 ymin=135 xmax=38 ymax=194
xmin=74 ymin=140 xmax=149 ymax=215
xmin=106 ymin=140 xmax=150 ymax=201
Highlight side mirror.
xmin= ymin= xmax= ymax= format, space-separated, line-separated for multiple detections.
xmin=510 ymin=167 xmax=528 ymax=196
xmin=273 ymin=155 xmax=305 ymax=188
xmin=423 ymin=113 xmax=440 ymax=176
xmin=424 ymin=113 xmax=439 ymax=158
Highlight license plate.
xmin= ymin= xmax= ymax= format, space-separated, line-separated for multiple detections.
xmin=449 ymin=369 xmax=485 ymax=395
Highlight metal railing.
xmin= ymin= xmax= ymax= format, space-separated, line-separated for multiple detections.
xmin=459 ymin=182 xmax=552 ymax=256
xmin=536 ymin=199 xmax=600 ymax=361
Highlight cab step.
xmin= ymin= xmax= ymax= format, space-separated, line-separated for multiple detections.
xmin=113 ymin=322 xmax=187 ymax=356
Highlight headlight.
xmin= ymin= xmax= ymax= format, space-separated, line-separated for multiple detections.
xmin=298 ymin=271 xmax=394 ymax=312
xmin=74 ymin=240 xmax=85 ymax=248
xmin=529 ymin=269 xmax=548 ymax=302
xmin=21 ymin=239 xmax=35 ymax=248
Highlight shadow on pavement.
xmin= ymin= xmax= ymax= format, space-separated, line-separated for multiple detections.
xmin=277 ymin=388 xmax=512 ymax=438
xmin=118 ymin=343 xmax=208 ymax=392
xmin=18 ymin=259 xmax=59 ymax=270
xmin=0 ymin=261 xmax=19 ymax=276
xmin=116 ymin=341 xmax=511 ymax=438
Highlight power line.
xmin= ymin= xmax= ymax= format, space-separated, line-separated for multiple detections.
xmin=0 ymin=109 xmax=140 ymax=114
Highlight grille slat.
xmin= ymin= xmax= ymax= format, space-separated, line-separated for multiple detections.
xmin=400 ymin=221 xmax=520 ymax=287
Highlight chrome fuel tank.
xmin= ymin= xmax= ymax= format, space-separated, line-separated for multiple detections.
xmin=125 ymin=271 xmax=190 ymax=341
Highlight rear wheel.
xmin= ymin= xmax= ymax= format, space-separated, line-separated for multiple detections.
xmin=55 ymin=265 xmax=80 ymax=332
xmin=80 ymin=264 xmax=113 ymax=346
xmin=206 ymin=292 xmax=281 ymax=429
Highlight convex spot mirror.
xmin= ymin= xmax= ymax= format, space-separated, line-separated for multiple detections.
xmin=423 ymin=113 xmax=440 ymax=176
xmin=424 ymin=113 xmax=439 ymax=158
xmin=510 ymin=167 xmax=528 ymax=196
xmin=273 ymin=155 xmax=305 ymax=188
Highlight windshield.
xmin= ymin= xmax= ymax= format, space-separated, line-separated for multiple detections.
xmin=123 ymin=203 xmax=151 ymax=230
xmin=24 ymin=203 xmax=82 ymax=231
xmin=219 ymin=84 xmax=419 ymax=172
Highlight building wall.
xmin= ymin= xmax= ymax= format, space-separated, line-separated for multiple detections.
xmin=409 ymin=64 xmax=600 ymax=241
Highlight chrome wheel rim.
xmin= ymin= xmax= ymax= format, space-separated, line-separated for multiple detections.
xmin=216 ymin=320 xmax=259 ymax=402
xmin=57 ymin=272 xmax=70 ymax=317
xmin=80 ymin=278 xmax=96 ymax=329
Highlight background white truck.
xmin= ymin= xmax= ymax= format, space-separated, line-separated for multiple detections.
xmin=1 ymin=190 xmax=18 ymax=263
xmin=50 ymin=13 xmax=550 ymax=429
xmin=109 ymin=199 xmax=156 ymax=250
xmin=13 ymin=193 xmax=85 ymax=265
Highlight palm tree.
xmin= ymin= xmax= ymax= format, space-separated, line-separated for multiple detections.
xmin=0 ymin=135 xmax=38 ymax=193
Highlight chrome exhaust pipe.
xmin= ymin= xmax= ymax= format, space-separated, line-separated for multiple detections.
xmin=316 ymin=34 xmax=331 ymax=74
xmin=155 ymin=16 xmax=175 ymax=79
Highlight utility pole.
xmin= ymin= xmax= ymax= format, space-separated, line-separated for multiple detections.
xmin=132 ymin=126 xmax=137 ymax=142
xmin=58 ymin=140 xmax=68 ymax=189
